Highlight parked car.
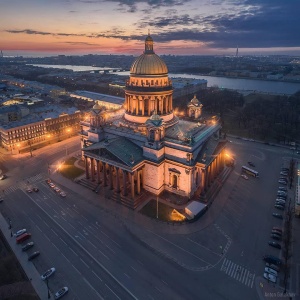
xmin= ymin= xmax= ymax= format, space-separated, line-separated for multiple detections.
xmin=274 ymin=204 xmax=285 ymax=210
xmin=272 ymin=213 xmax=283 ymax=219
xmin=60 ymin=191 xmax=67 ymax=198
xmin=271 ymin=234 xmax=281 ymax=240
xmin=278 ymin=180 xmax=287 ymax=185
xmin=281 ymin=167 xmax=289 ymax=171
xmin=33 ymin=187 xmax=39 ymax=192
xmin=22 ymin=242 xmax=34 ymax=251
xmin=26 ymin=188 xmax=33 ymax=193
xmin=265 ymin=263 xmax=280 ymax=272
xmin=49 ymin=183 xmax=55 ymax=188
xmin=241 ymin=174 xmax=248 ymax=180
xmin=28 ymin=251 xmax=40 ymax=261
xmin=265 ymin=267 xmax=278 ymax=277
xmin=278 ymin=187 xmax=287 ymax=191
xmin=277 ymin=191 xmax=287 ymax=196
xmin=280 ymin=172 xmax=288 ymax=176
xmin=279 ymin=177 xmax=288 ymax=182
xmin=268 ymin=241 xmax=281 ymax=249
xmin=263 ymin=255 xmax=282 ymax=265
xmin=53 ymin=187 xmax=61 ymax=193
xmin=276 ymin=195 xmax=287 ymax=200
xmin=271 ymin=229 xmax=282 ymax=236
xmin=54 ymin=287 xmax=68 ymax=299
xmin=14 ymin=229 xmax=27 ymax=237
xmin=46 ymin=179 xmax=52 ymax=184
xmin=41 ymin=267 xmax=56 ymax=280
xmin=0 ymin=174 xmax=7 ymax=180
xmin=0 ymin=197 xmax=3 ymax=203
xmin=275 ymin=200 xmax=286 ymax=206
xmin=272 ymin=227 xmax=282 ymax=233
xmin=263 ymin=272 xmax=277 ymax=283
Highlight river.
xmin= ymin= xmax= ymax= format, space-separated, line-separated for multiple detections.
xmin=29 ymin=64 xmax=300 ymax=95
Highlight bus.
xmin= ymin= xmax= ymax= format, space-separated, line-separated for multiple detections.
xmin=16 ymin=233 xmax=31 ymax=244
xmin=242 ymin=166 xmax=259 ymax=177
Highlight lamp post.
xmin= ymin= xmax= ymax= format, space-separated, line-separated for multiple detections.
xmin=46 ymin=278 xmax=50 ymax=299
xmin=156 ymin=195 xmax=158 ymax=219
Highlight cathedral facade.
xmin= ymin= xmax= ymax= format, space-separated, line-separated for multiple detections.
xmin=80 ymin=34 xmax=227 ymax=209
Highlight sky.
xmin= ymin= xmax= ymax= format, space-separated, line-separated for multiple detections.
xmin=1 ymin=0 xmax=300 ymax=57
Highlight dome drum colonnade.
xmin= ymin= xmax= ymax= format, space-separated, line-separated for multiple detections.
xmin=124 ymin=34 xmax=174 ymax=123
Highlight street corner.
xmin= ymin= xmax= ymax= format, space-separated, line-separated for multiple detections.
xmin=255 ymin=276 xmax=296 ymax=300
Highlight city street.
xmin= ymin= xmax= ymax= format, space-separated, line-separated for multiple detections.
xmin=0 ymin=136 xmax=299 ymax=300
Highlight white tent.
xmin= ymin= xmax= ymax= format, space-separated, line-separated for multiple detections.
xmin=185 ymin=201 xmax=207 ymax=219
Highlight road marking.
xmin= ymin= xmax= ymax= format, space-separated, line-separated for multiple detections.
xmin=98 ymin=249 xmax=109 ymax=260
xmin=80 ymin=258 xmax=90 ymax=269
xmin=105 ymin=244 xmax=115 ymax=254
xmin=88 ymin=240 xmax=97 ymax=248
xmin=155 ymin=286 xmax=162 ymax=293
xmin=162 ymin=280 xmax=168 ymax=285
xmin=105 ymin=284 xmax=121 ymax=300
xmin=52 ymin=243 xmax=59 ymax=252
xmin=137 ymin=260 xmax=143 ymax=266
xmin=68 ymin=247 xmax=78 ymax=257
xmin=130 ymin=266 xmax=137 ymax=272
xmin=221 ymin=258 xmax=255 ymax=288
xmin=149 ymin=230 xmax=212 ymax=266
xmin=36 ymin=225 xmax=42 ymax=232
xmin=72 ymin=264 xmax=81 ymax=275
xmin=61 ymin=253 xmax=70 ymax=263
xmin=61 ymin=216 xmax=67 ymax=222
xmin=43 ymin=220 xmax=50 ymax=228
xmin=83 ymin=277 xmax=103 ymax=299
xmin=67 ymin=222 xmax=76 ymax=229
xmin=51 ymin=229 xmax=58 ymax=236
xmin=92 ymin=270 xmax=103 ymax=282
xmin=187 ymin=238 xmax=221 ymax=256
xmin=124 ymin=272 xmax=130 ymax=279
xmin=60 ymin=237 xmax=67 ymax=246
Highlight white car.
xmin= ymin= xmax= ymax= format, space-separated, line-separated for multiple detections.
xmin=14 ymin=229 xmax=27 ymax=237
xmin=60 ymin=191 xmax=67 ymax=198
xmin=41 ymin=267 xmax=56 ymax=280
xmin=263 ymin=272 xmax=277 ymax=283
xmin=241 ymin=174 xmax=248 ymax=180
xmin=265 ymin=267 xmax=278 ymax=277
xmin=54 ymin=287 xmax=68 ymax=299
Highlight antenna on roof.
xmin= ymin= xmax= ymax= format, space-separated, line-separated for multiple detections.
xmin=235 ymin=45 xmax=239 ymax=57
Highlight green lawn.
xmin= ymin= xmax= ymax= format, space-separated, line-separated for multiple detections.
xmin=140 ymin=199 xmax=186 ymax=222
xmin=59 ymin=157 xmax=85 ymax=179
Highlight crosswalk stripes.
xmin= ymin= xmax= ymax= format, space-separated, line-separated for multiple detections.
xmin=3 ymin=173 xmax=45 ymax=195
xmin=220 ymin=257 xmax=255 ymax=288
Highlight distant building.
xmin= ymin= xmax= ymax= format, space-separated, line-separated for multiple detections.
xmin=70 ymin=91 xmax=123 ymax=110
xmin=0 ymin=105 xmax=80 ymax=153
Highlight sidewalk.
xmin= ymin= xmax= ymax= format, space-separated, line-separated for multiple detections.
xmin=255 ymin=276 xmax=296 ymax=300
xmin=0 ymin=213 xmax=51 ymax=299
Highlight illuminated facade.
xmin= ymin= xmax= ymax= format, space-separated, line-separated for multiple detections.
xmin=80 ymin=34 xmax=226 ymax=209
xmin=0 ymin=109 xmax=80 ymax=153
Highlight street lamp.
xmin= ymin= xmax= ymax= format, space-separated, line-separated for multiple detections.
xmin=156 ymin=195 xmax=159 ymax=219
xmin=46 ymin=278 xmax=50 ymax=299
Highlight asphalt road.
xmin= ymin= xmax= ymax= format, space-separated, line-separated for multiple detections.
xmin=0 ymin=136 xmax=299 ymax=300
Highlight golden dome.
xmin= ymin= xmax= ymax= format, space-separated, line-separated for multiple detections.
xmin=130 ymin=34 xmax=168 ymax=76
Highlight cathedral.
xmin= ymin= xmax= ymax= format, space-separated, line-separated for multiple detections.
xmin=80 ymin=34 xmax=227 ymax=209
